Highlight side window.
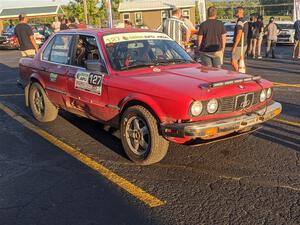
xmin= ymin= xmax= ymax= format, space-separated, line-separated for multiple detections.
xmin=72 ymin=35 xmax=101 ymax=68
xmin=42 ymin=37 xmax=55 ymax=61
xmin=49 ymin=35 xmax=73 ymax=64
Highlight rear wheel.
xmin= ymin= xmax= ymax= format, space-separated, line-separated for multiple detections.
xmin=120 ymin=105 xmax=169 ymax=165
xmin=29 ymin=82 xmax=58 ymax=122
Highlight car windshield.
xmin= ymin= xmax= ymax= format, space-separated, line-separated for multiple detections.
xmin=103 ymin=32 xmax=194 ymax=71
xmin=277 ymin=24 xmax=294 ymax=30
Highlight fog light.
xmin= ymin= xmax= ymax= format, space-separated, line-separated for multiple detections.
xmin=204 ymin=127 xmax=218 ymax=136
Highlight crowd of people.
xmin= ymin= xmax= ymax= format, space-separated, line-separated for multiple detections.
xmin=9 ymin=6 xmax=300 ymax=72
xmin=51 ymin=16 xmax=87 ymax=32
xmin=161 ymin=7 xmax=300 ymax=72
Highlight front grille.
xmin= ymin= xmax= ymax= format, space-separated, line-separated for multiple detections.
xmin=202 ymin=91 xmax=261 ymax=115
xmin=278 ymin=34 xmax=290 ymax=38
xmin=220 ymin=96 xmax=235 ymax=112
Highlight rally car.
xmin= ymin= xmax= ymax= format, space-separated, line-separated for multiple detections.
xmin=18 ymin=29 xmax=282 ymax=165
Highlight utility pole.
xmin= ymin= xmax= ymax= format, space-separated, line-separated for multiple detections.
xmin=106 ymin=0 xmax=113 ymax=28
xmin=83 ymin=0 xmax=89 ymax=24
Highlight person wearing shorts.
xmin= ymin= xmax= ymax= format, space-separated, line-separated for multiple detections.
xmin=231 ymin=7 xmax=248 ymax=71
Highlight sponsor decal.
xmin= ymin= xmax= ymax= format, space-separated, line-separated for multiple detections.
xmin=75 ymin=71 xmax=103 ymax=95
xmin=49 ymin=73 xmax=58 ymax=82
xmin=103 ymin=32 xmax=172 ymax=44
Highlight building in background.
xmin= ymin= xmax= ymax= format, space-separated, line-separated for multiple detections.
xmin=0 ymin=1 xmax=63 ymax=24
xmin=118 ymin=0 xmax=196 ymax=29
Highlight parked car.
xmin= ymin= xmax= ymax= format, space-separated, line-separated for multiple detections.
xmin=224 ymin=22 xmax=235 ymax=45
xmin=30 ymin=24 xmax=47 ymax=47
xmin=276 ymin=21 xmax=295 ymax=44
xmin=0 ymin=27 xmax=19 ymax=49
xmin=18 ymin=29 xmax=282 ymax=165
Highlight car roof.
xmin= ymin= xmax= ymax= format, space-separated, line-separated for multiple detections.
xmin=56 ymin=28 xmax=159 ymax=36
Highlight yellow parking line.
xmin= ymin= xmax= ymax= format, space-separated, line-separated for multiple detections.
xmin=0 ymin=94 xmax=24 ymax=97
xmin=273 ymin=118 xmax=300 ymax=127
xmin=0 ymin=103 xmax=165 ymax=208
xmin=273 ymin=82 xmax=300 ymax=88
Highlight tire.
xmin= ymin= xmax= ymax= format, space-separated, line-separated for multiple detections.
xmin=29 ymin=82 xmax=58 ymax=122
xmin=120 ymin=105 xmax=169 ymax=165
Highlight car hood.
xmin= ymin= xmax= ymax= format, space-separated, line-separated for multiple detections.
xmin=124 ymin=64 xmax=264 ymax=100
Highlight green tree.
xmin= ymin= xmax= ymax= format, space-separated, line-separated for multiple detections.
xmin=63 ymin=0 xmax=122 ymax=27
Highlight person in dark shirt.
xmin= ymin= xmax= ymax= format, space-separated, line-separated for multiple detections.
xmin=14 ymin=14 xmax=38 ymax=57
xmin=60 ymin=18 xmax=69 ymax=30
xmin=252 ymin=15 xmax=264 ymax=59
xmin=68 ymin=16 xmax=78 ymax=29
xmin=247 ymin=15 xmax=256 ymax=56
xmin=198 ymin=6 xmax=226 ymax=68
xmin=293 ymin=20 xmax=300 ymax=59
xmin=231 ymin=6 xmax=248 ymax=72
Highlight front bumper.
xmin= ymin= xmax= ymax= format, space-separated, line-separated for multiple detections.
xmin=161 ymin=101 xmax=282 ymax=139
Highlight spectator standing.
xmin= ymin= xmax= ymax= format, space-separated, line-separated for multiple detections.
xmin=77 ymin=19 xmax=87 ymax=29
xmin=5 ymin=20 xmax=14 ymax=32
xmin=293 ymin=19 xmax=300 ymax=59
xmin=247 ymin=15 xmax=256 ymax=56
xmin=231 ymin=7 xmax=248 ymax=72
xmin=14 ymin=14 xmax=38 ymax=57
xmin=252 ymin=15 xmax=264 ymax=59
xmin=265 ymin=17 xmax=279 ymax=58
xmin=51 ymin=16 xmax=61 ymax=33
xmin=60 ymin=18 xmax=69 ymax=30
xmin=162 ymin=8 xmax=190 ymax=48
xmin=124 ymin=20 xmax=133 ymax=28
xmin=68 ymin=16 xmax=78 ymax=29
xmin=198 ymin=6 xmax=226 ymax=68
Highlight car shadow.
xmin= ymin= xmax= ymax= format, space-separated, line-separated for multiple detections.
xmin=59 ymin=110 xmax=128 ymax=159
xmin=253 ymin=122 xmax=300 ymax=152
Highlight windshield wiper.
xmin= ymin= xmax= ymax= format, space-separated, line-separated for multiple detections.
xmin=120 ymin=62 xmax=155 ymax=71
xmin=154 ymin=59 xmax=195 ymax=65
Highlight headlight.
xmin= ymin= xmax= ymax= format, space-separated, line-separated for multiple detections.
xmin=190 ymin=101 xmax=203 ymax=117
xmin=260 ymin=89 xmax=267 ymax=102
xmin=266 ymin=88 xmax=272 ymax=99
xmin=207 ymin=99 xmax=219 ymax=114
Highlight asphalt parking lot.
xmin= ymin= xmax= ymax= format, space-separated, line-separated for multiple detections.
xmin=0 ymin=46 xmax=300 ymax=225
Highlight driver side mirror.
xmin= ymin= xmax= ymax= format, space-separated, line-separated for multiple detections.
xmin=85 ymin=59 xmax=106 ymax=73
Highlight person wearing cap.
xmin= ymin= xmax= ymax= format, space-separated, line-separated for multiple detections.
xmin=265 ymin=17 xmax=279 ymax=58
xmin=14 ymin=14 xmax=38 ymax=57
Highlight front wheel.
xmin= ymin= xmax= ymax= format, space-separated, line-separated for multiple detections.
xmin=29 ymin=82 xmax=58 ymax=122
xmin=120 ymin=105 xmax=169 ymax=165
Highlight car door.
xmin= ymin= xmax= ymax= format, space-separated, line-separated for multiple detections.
xmin=40 ymin=34 xmax=74 ymax=107
xmin=66 ymin=34 xmax=111 ymax=121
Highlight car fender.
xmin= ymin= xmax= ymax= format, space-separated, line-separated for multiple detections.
xmin=119 ymin=94 xmax=170 ymax=123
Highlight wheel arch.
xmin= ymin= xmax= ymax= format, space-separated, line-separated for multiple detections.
xmin=119 ymin=96 xmax=166 ymax=124
xmin=25 ymin=74 xmax=46 ymax=107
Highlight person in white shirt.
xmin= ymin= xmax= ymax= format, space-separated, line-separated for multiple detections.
xmin=51 ymin=16 xmax=61 ymax=33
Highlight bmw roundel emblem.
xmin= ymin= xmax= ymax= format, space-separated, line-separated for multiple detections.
xmin=238 ymin=85 xmax=245 ymax=89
